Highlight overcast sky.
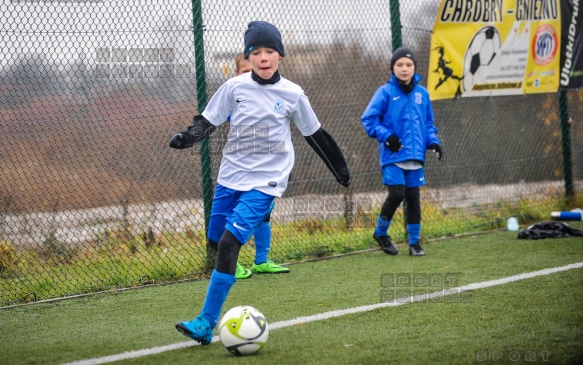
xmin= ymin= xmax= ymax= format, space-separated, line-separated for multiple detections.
xmin=0 ymin=0 xmax=429 ymax=69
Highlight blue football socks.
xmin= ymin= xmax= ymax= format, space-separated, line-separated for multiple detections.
xmin=200 ymin=270 xmax=236 ymax=328
xmin=407 ymin=224 xmax=421 ymax=245
xmin=375 ymin=216 xmax=392 ymax=237
xmin=253 ymin=222 xmax=271 ymax=265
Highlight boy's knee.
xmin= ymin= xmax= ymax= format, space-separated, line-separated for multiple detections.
xmin=387 ymin=185 xmax=406 ymax=204
xmin=207 ymin=239 xmax=219 ymax=251
xmin=405 ymin=187 xmax=421 ymax=224
xmin=216 ymin=230 xmax=242 ymax=275
xmin=405 ymin=187 xmax=420 ymax=205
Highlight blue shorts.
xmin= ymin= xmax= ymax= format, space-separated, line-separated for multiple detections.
xmin=381 ymin=164 xmax=426 ymax=188
xmin=207 ymin=184 xmax=276 ymax=244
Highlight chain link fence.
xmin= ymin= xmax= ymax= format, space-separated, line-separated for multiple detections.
xmin=1 ymin=0 xmax=581 ymax=307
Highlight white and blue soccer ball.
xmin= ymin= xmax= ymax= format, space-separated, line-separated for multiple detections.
xmin=218 ymin=305 xmax=269 ymax=356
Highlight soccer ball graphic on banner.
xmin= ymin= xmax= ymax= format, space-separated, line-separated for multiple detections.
xmin=218 ymin=305 xmax=269 ymax=356
xmin=462 ymin=26 xmax=501 ymax=93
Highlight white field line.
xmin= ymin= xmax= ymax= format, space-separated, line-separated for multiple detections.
xmin=62 ymin=262 xmax=583 ymax=365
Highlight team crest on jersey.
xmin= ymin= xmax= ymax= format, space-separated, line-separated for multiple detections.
xmin=414 ymin=92 xmax=422 ymax=104
xmin=274 ymin=99 xmax=284 ymax=114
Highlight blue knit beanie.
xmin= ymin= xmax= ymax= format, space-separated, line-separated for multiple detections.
xmin=244 ymin=21 xmax=285 ymax=59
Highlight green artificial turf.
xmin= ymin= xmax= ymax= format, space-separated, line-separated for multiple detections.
xmin=1 ymin=227 xmax=581 ymax=365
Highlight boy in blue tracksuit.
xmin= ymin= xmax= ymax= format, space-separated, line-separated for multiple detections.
xmin=360 ymin=47 xmax=442 ymax=256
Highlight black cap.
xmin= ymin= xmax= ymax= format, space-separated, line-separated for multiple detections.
xmin=390 ymin=47 xmax=417 ymax=71
xmin=244 ymin=21 xmax=285 ymax=59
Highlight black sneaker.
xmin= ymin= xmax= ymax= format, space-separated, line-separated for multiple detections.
xmin=373 ymin=234 xmax=398 ymax=255
xmin=409 ymin=243 xmax=425 ymax=256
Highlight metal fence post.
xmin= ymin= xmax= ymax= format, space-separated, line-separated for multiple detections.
xmin=559 ymin=90 xmax=574 ymax=203
xmin=389 ymin=0 xmax=408 ymax=241
xmin=190 ymin=0 xmax=214 ymax=267
xmin=390 ymin=0 xmax=403 ymax=51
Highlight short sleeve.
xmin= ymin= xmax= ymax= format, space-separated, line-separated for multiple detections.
xmin=201 ymin=82 xmax=235 ymax=126
xmin=290 ymin=93 xmax=321 ymax=136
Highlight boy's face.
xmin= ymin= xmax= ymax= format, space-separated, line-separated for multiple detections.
xmin=236 ymin=59 xmax=252 ymax=75
xmin=393 ymin=57 xmax=415 ymax=84
xmin=248 ymin=47 xmax=281 ymax=79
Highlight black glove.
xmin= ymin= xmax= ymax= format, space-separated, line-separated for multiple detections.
xmin=169 ymin=115 xmax=216 ymax=149
xmin=169 ymin=128 xmax=195 ymax=149
xmin=428 ymin=143 xmax=443 ymax=160
xmin=385 ymin=134 xmax=402 ymax=153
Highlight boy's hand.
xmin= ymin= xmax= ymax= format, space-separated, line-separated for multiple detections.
xmin=169 ymin=116 xmax=216 ymax=149
xmin=385 ymin=134 xmax=402 ymax=153
xmin=428 ymin=143 xmax=443 ymax=160
xmin=169 ymin=129 xmax=195 ymax=149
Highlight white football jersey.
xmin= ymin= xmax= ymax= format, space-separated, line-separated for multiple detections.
xmin=202 ymin=72 xmax=321 ymax=197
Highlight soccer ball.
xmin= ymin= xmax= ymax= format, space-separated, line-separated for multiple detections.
xmin=218 ymin=305 xmax=269 ymax=356
xmin=462 ymin=26 xmax=501 ymax=93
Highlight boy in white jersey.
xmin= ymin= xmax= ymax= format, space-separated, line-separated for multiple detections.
xmin=170 ymin=21 xmax=350 ymax=345
xmin=231 ymin=53 xmax=289 ymax=279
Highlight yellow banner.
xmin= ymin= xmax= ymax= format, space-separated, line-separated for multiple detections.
xmin=428 ymin=0 xmax=562 ymax=100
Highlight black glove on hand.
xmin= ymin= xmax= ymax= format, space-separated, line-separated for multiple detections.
xmin=385 ymin=134 xmax=402 ymax=153
xmin=428 ymin=143 xmax=443 ymax=160
xmin=169 ymin=115 xmax=216 ymax=149
xmin=169 ymin=128 xmax=195 ymax=149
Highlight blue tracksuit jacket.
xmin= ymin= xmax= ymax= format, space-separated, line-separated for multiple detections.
xmin=360 ymin=73 xmax=440 ymax=168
